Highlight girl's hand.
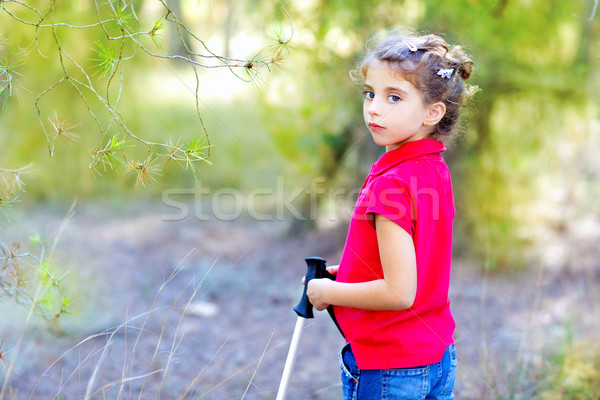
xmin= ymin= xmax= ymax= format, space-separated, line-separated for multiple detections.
xmin=307 ymin=278 xmax=335 ymax=311
xmin=326 ymin=264 xmax=339 ymax=276
xmin=301 ymin=264 xmax=339 ymax=285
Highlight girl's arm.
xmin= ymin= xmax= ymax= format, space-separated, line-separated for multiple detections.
xmin=307 ymin=214 xmax=417 ymax=311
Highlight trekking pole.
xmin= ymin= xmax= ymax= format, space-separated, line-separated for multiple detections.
xmin=275 ymin=257 xmax=341 ymax=400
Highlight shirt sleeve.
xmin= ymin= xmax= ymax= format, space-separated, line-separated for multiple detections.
xmin=364 ymin=175 xmax=415 ymax=236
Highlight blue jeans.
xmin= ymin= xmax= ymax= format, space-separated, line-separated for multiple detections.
xmin=338 ymin=343 xmax=457 ymax=400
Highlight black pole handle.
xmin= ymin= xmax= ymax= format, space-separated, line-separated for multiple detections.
xmin=293 ymin=257 xmax=335 ymax=318
xmin=293 ymin=257 xmax=345 ymax=337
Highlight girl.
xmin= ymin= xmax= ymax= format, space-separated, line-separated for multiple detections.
xmin=307 ymin=29 xmax=475 ymax=399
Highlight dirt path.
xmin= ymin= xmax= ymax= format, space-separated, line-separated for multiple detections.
xmin=1 ymin=202 xmax=597 ymax=399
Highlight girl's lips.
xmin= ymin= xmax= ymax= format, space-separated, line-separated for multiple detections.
xmin=368 ymin=122 xmax=385 ymax=131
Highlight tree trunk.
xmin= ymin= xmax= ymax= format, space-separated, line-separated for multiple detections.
xmin=165 ymin=0 xmax=192 ymax=57
xmin=224 ymin=0 xmax=234 ymax=58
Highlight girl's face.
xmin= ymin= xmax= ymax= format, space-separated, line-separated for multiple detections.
xmin=363 ymin=61 xmax=436 ymax=152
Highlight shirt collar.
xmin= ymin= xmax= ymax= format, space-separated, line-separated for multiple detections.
xmin=369 ymin=139 xmax=446 ymax=176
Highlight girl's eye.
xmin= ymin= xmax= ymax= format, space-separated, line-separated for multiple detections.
xmin=363 ymin=90 xmax=375 ymax=100
xmin=388 ymin=94 xmax=401 ymax=103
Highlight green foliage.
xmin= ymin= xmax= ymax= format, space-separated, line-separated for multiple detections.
xmin=91 ymin=40 xmax=119 ymax=77
xmin=0 ymin=165 xmax=30 ymax=220
xmin=264 ymin=23 xmax=292 ymax=60
xmin=89 ymin=133 xmax=128 ymax=173
xmin=148 ymin=16 xmax=166 ymax=50
xmin=421 ymin=0 xmax=598 ymax=269
xmin=0 ymin=0 xmax=291 ymax=193
xmin=109 ymin=0 xmax=135 ymax=30
xmin=0 ymin=241 xmax=70 ymax=322
xmin=0 ymin=52 xmax=27 ymax=111
xmin=0 ymin=0 xmax=294 ymax=349
xmin=182 ymin=137 xmax=211 ymax=171
xmin=540 ymin=338 xmax=600 ymax=400
xmin=0 ymin=1 xmax=598 ymax=272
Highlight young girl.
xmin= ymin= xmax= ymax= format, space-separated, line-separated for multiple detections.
xmin=307 ymin=29 xmax=475 ymax=399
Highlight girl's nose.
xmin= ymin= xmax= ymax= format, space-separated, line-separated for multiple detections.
xmin=367 ymin=100 xmax=381 ymax=117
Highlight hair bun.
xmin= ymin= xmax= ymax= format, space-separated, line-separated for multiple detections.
xmin=446 ymin=45 xmax=474 ymax=80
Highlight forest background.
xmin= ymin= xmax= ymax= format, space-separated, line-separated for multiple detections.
xmin=0 ymin=0 xmax=599 ymax=399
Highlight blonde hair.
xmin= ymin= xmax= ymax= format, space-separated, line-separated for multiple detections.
xmin=352 ymin=28 xmax=477 ymax=138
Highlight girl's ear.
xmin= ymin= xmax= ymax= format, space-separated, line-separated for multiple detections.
xmin=424 ymin=102 xmax=446 ymax=126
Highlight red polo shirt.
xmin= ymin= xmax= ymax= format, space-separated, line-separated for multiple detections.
xmin=334 ymin=138 xmax=455 ymax=369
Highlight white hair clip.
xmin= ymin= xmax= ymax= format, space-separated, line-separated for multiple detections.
xmin=403 ymin=41 xmax=418 ymax=52
xmin=437 ymin=68 xmax=454 ymax=79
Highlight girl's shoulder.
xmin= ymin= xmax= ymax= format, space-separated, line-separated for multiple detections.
xmin=378 ymin=157 xmax=450 ymax=187
xmin=382 ymin=160 xmax=421 ymax=180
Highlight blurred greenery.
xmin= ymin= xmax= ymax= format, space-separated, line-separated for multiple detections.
xmin=541 ymin=334 xmax=600 ymax=399
xmin=1 ymin=0 xmax=599 ymax=270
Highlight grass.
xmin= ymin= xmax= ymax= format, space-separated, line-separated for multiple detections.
xmin=1 ymin=203 xmax=599 ymax=399
xmin=539 ymin=338 xmax=600 ymax=399
xmin=0 ymin=205 xmax=313 ymax=399
xmin=0 ymin=252 xmax=278 ymax=399
xmin=447 ymin=252 xmax=600 ymax=400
